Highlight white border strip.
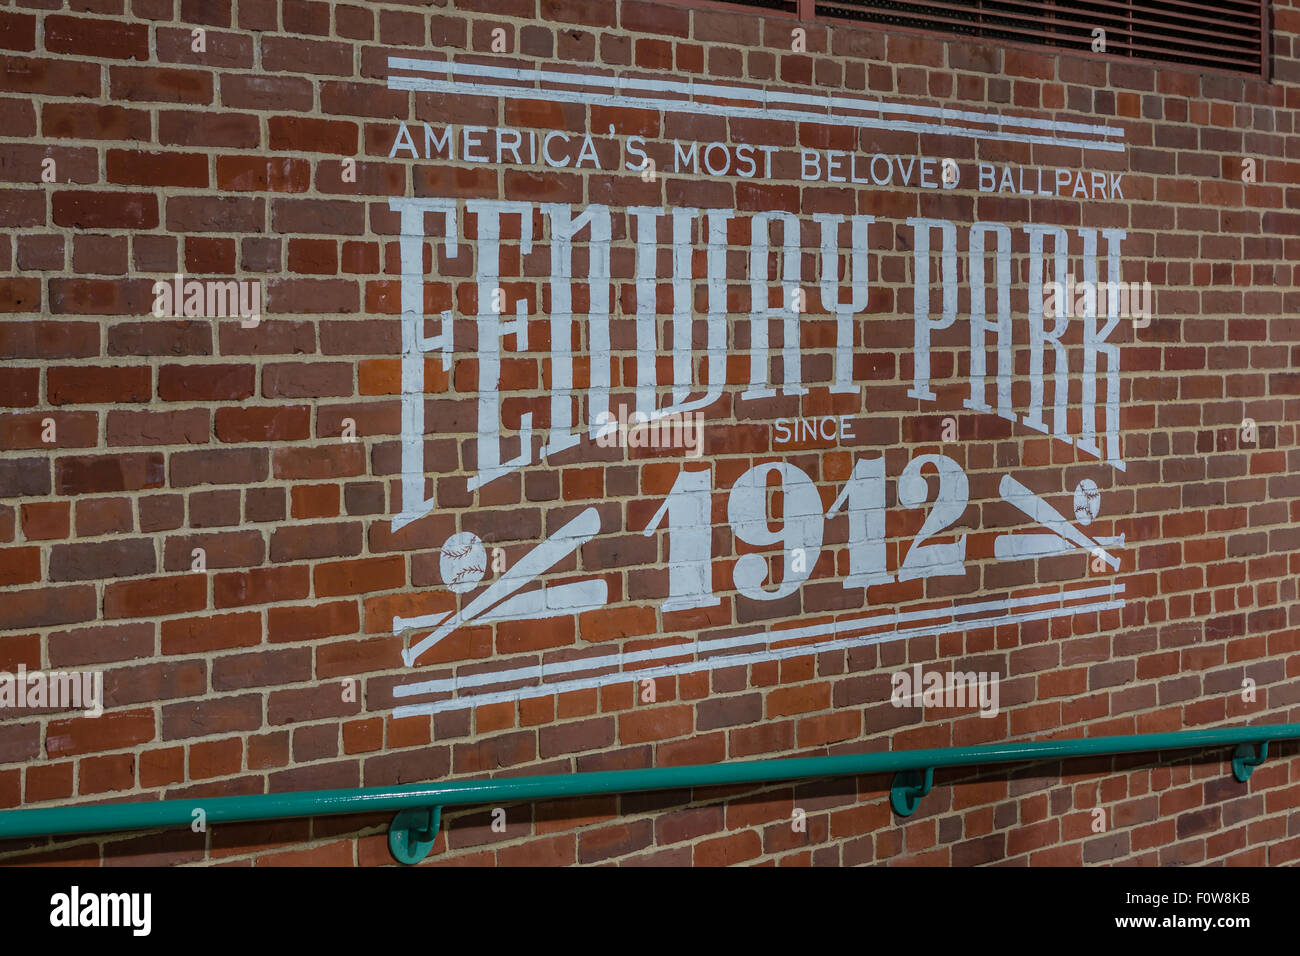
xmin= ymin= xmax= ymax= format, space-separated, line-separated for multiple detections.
xmin=395 ymin=582 xmax=1122 ymax=698
xmin=392 ymin=584 xmax=1125 ymax=716
xmin=394 ymin=597 xmax=1125 ymax=717
xmin=387 ymin=57 xmax=1126 ymax=153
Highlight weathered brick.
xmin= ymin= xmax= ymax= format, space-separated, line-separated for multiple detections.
xmin=48 ymin=365 xmax=151 ymax=405
xmin=169 ymin=448 xmax=268 ymax=487
xmin=55 ymin=453 xmax=164 ymax=495
xmin=269 ymin=522 xmax=363 ymax=562
xmin=45 ymin=14 xmax=148 ymax=60
xmin=49 ymin=538 xmax=157 ymax=581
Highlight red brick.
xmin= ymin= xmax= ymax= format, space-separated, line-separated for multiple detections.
xmin=273 ymin=444 xmax=364 ymax=479
xmin=139 ymin=747 xmax=186 ymax=789
xmin=158 ymin=109 xmax=259 ymax=147
xmin=45 ymin=14 xmax=148 ymax=60
xmin=52 ymin=192 xmax=158 ymax=230
xmin=161 ymin=608 xmax=260 ymax=655
xmin=162 ymin=530 xmax=264 ymax=571
xmin=268 ymin=115 xmax=357 ymax=155
xmin=56 ymin=453 xmax=165 ymax=495
xmin=161 ymin=695 xmax=261 ymax=739
xmin=108 ymin=321 xmax=211 ymax=356
xmin=1 ymin=410 xmax=98 ymax=449
xmin=220 ymin=74 xmax=314 ymax=111
xmin=46 ymin=708 xmax=155 ymax=757
xmin=106 ymin=408 xmax=210 ymax=446
xmin=15 ymin=236 xmax=62 ymax=271
xmin=71 ymin=234 xmax=129 ymax=274
xmin=43 ymin=103 xmax=151 ymax=140
xmin=183 ymin=236 xmax=234 ymax=274
xmin=267 ymin=600 xmax=359 ymax=643
xmin=247 ymin=732 xmax=290 ymax=770
xmin=212 ymin=647 xmax=312 ymax=690
xmin=158 ymin=363 xmax=255 ymax=401
xmin=25 ymin=762 xmax=74 ymax=803
xmin=181 ymin=0 xmax=232 ymax=27
xmin=80 ymin=753 xmax=137 ymax=794
xmin=619 ymin=705 xmax=693 ymax=744
xmin=290 ymin=483 xmax=339 ymax=519
xmin=262 ymin=35 xmax=352 ymax=75
xmin=262 ymin=362 xmax=354 ymax=398
xmin=169 ymin=447 xmax=267 ymax=487
xmin=0 ymin=55 xmax=101 ymax=97
xmin=189 ymin=738 xmax=242 ymax=779
xmin=0 ymin=11 xmax=36 ymax=51
xmin=165 ymin=195 xmax=264 ymax=232
xmin=0 ymin=546 xmax=40 ymax=587
xmin=216 ymin=155 xmax=311 ymax=192
xmin=578 ymin=819 xmax=654 ymax=863
xmin=48 ymin=277 xmax=156 ymax=315
xmin=0 ymin=277 xmax=39 ymax=314
xmin=49 ymin=538 xmax=156 ymax=581
xmin=103 ymin=574 xmax=206 ymax=619
xmin=288 ymin=237 xmax=337 ymax=274
xmin=21 ymin=501 xmax=70 ymax=539
xmin=156 ymin=25 xmax=253 ymax=68
xmin=110 ymin=65 xmax=214 ymax=103
xmin=0 ymin=368 xmax=38 ymax=408
xmin=543 ymin=0 xmax=614 ymax=28
xmin=213 ymin=565 xmax=311 ymax=609
xmin=269 ymin=522 xmax=362 ymax=562
xmin=48 ymin=621 xmax=154 ymax=668
xmin=693 ymin=830 xmax=763 ymax=866
xmin=267 ymin=685 xmax=361 ymax=725
xmin=0 ymin=145 xmax=97 ymax=186
xmin=48 ymin=365 xmax=151 ymax=405
xmin=74 ymin=496 xmax=134 ymax=536
xmin=314 ymin=555 xmax=405 ymax=597
xmin=107 ymin=149 xmax=209 ymax=188
xmin=215 ymin=405 xmax=312 ymax=443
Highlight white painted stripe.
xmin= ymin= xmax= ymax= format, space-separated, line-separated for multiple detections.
xmin=388 ymin=73 xmax=1125 ymax=153
xmin=393 ymin=583 xmax=1124 ymax=701
xmin=392 ymin=596 xmax=1125 ymax=717
xmin=388 ymin=57 xmax=1124 ymax=140
xmin=394 ymin=583 xmax=1123 ymax=697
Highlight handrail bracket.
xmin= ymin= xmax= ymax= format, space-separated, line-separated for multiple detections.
xmin=890 ymin=767 xmax=934 ymax=817
xmin=1231 ymin=742 xmax=1268 ymax=783
xmin=389 ymin=805 xmax=442 ymax=865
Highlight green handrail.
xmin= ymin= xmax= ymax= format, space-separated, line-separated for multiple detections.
xmin=0 ymin=723 xmax=1294 ymax=864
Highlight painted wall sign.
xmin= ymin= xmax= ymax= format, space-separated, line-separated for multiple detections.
xmin=375 ymin=57 xmax=1133 ymax=719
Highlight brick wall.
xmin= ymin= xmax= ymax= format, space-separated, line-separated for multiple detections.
xmin=1 ymin=0 xmax=1299 ymax=867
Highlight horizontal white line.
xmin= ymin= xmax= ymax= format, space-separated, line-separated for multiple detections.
xmin=392 ymin=584 xmax=1124 ymax=712
xmin=388 ymin=72 xmax=1125 ymax=154
xmin=388 ymin=57 xmax=1124 ymax=140
xmin=394 ymin=583 xmax=1123 ymax=697
xmin=393 ymin=597 xmax=1125 ymax=717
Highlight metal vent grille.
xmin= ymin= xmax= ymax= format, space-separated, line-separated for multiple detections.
xmin=810 ymin=0 xmax=1269 ymax=76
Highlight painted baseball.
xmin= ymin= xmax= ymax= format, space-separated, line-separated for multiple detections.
xmin=1072 ymin=479 xmax=1101 ymax=526
xmin=440 ymin=531 xmax=487 ymax=593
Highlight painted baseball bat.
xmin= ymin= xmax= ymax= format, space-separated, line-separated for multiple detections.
xmin=999 ymin=474 xmax=1120 ymax=570
xmin=402 ymin=506 xmax=602 ymax=666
